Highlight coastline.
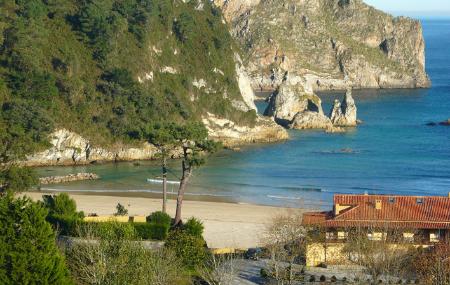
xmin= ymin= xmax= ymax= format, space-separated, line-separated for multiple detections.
xmin=25 ymin=192 xmax=299 ymax=249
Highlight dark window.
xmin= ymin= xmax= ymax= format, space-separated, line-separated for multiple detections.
xmin=417 ymin=198 xmax=424 ymax=205
xmin=389 ymin=197 xmax=395 ymax=203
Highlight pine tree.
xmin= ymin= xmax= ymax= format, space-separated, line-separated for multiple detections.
xmin=0 ymin=195 xmax=73 ymax=284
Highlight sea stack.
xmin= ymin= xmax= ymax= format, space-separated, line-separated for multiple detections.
xmin=330 ymin=88 xmax=358 ymax=127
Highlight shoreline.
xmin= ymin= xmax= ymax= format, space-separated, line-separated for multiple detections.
xmin=25 ymin=191 xmax=300 ymax=249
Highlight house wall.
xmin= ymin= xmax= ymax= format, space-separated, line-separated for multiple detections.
xmin=306 ymin=241 xmax=432 ymax=267
xmin=306 ymin=243 xmax=349 ymax=267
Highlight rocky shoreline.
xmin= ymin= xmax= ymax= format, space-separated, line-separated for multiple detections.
xmin=39 ymin=173 xmax=99 ymax=185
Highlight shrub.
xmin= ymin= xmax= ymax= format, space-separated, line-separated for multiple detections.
xmin=0 ymin=195 xmax=72 ymax=284
xmin=331 ymin=275 xmax=337 ymax=282
xmin=134 ymin=222 xmax=169 ymax=240
xmin=183 ymin=217 xmax=204 ymax=237
xmin=320 ymin=275 xmax=326 ymax=282
xmin=165 ymin=229 xmax=209 ymax=269
xmin=309 ymin=275 xmax=316 ymax=282
xmin=260 ymin=268 xmax=269 ymax=278
xmin=42 ymin=193 xmax=84 ymax=235
xmin=146 ymin=211 xmax=171 ymax=226
xmin=114 ymin=203 xmax=128 ymax=216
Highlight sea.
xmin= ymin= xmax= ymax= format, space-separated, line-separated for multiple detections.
xmin=36 ymin=19 xmax=450 ymax=209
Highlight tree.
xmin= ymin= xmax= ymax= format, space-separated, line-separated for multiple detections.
xmin=145 ymin=122 xmax=177 ymax=214
xmin=414 ymin=242 xmax=450 ymax=285
xmin=263 ymin=212 xmax=306 ymax=285
xmin=0 ymin=194 xmax=72 ymax=284
xmin=172 ymin=122 xmax=220 ymax=225
xmin=197 ymin=254 xmax=236 ymax=285
xmin=343 ymin=226 xmax=413 ymax=283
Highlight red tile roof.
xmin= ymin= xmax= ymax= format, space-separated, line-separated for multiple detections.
xmin=303 ymin=194 xmax=450 ymax=230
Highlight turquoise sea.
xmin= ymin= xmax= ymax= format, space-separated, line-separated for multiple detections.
xmin=36 ymin=19 xmax=450 ymax=209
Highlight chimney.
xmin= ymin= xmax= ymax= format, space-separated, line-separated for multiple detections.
xmin=375 ymin=200 xmax=382 ymax=210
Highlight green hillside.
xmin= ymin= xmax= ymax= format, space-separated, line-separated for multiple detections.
xmin=0 ymin=0 xmax=256 ymax=160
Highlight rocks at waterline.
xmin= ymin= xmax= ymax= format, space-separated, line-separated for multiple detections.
xmin=426 ymin=119 xmax=450 ymax=126
xmin=329 ymin=88 xmax=358 ymax=127
xmin=264 ymin=83 xmax=324 ymax=127
xmin=265 ymin=82 xmax=358 ymax=131
xmin=39 ymin=173 xmax=99 ymax=185
xmin=289 ymin=111 xmax=333 ymax=130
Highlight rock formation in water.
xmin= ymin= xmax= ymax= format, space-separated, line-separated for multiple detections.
xmin=330 ymin=88 xmax=358 ymax=127
xmin=265 ymin=82 xmax=358 ymax=131
xmin=264 ymin=82 xmax=323 ymax=126
xmin=289 ymin=111 xmax=333 ymax=130
xmin=214 ymin=0 xmax=430 ymax=91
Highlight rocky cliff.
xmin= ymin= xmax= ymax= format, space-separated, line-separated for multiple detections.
xmin=214 ymin=0 xmax=430 ymax=90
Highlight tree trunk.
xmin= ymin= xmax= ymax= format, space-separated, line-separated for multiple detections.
xmin=162 ymin=156 xmax=167 ymax=213
xmin=174 ymin=152 xmax=192 ymax=225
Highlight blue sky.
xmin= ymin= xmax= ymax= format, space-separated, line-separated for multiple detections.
xmin=364 ymin=0 xmax=450 ymax=17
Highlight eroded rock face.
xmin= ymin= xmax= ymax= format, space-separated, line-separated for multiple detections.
xmin=330 ymin=88 xmax=358 ymax=127
xmin=24 ymin=129 xmax=160 ymax=167
xmin=264 ymin=82 xmax=323 ymax=126
xmin=218 ymin=0 xmax=430 ymax=91
xmin=202 ymin=113 xmax=289 ymax=147
xmin=289 ymin=111 xmax=333 ymax=130
xmin=235 ymin=53 xmax=257 ymax=111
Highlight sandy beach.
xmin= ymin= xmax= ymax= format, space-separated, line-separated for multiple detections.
xmin=25 ymin=192 xmax=298 ymax=249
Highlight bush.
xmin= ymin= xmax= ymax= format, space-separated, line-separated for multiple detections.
xmin=309 ymin=275 xmax=316 ymax=282
xmin=320 ymin=275 xmax=326 ymax=282
xmin=146 ymin=211 xmax=171 ymax=226
xmin=42 ymin=193 xmax=84 ymax=235
xmin=165 ymin=229 xmax=209 ymax=269
xmin=331 ymin=275 xmax=337 ymax=282
xmin=134 ymin=222 xmax=169 ymax=240
xmin=183 ymin=217 xmax=204 ymax=237
xmin=114 ymin=203 xmax=128 ymax=216
xmin=260 ymin=268 xmax=269 ymax=278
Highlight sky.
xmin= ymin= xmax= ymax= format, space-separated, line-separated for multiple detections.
xmin=364 ymin=0 xmax=450 ymax=18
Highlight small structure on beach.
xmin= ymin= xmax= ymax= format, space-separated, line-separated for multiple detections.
xmin=302 ymin=193 xmax=450 ymax=266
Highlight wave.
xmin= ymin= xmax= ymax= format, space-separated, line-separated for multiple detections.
xmin=39 ymin=187 xmax=234 ymax=198
xmin=221 ymin=182 xmax=322 ymax=192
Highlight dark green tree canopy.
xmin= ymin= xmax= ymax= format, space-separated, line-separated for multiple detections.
xmin=0 ymin=195 xmax=72 ymax=284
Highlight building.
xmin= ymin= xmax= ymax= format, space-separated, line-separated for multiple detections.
xmin=302 ymin=194 xmax=450 ymax=266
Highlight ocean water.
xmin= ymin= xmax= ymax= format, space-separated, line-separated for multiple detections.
xmin=36 ymin=19 xmax=450 ymax=209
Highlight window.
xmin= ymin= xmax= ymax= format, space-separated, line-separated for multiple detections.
xmin=430 ymin=231 xmax=441 ymax=243
xmin=417 ymin=198 xmax=424 ymax=205
xmin=337 ymin=231 xmax=348 ymax=240
xmin=368 ymin=232 xmax=386 ymax=241
xmin=403 ymin=232 xmax=415 ymax=242
xmin=389 ymin=197 xmax=395 ymax=203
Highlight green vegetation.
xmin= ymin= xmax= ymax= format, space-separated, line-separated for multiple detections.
xmin=0 ymin=194 xmax=72 ymax=284
xmin=114 ymin=202 xmax=129 ymax=216
xmin=66 ymin=221 xmax=189 ymax=284
xmin=165 ymin=228 xmax=209 ymax=269
xmin=42 ymin=193 xmax=84 ymax=235
xmin=184 ymin=217 xmax=205 ymax=237
xmin=0 ymin=0 xmax=254 ymax=154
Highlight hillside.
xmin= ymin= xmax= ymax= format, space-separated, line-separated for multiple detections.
xmin=0 ymin=0 xmax=286 ymax=164
xmin=214 ymin=0 xmax=431 ymax=90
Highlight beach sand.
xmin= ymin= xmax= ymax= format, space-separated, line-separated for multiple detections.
xmin=25 ymin=192 xmax=299 ymax=249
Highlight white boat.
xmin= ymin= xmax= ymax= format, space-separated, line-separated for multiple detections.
xmin=147 ymin=178 xmax=180 ymax=185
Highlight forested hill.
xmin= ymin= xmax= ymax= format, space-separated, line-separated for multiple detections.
xmin=0 ymin=0 xmax=256 ymax=160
